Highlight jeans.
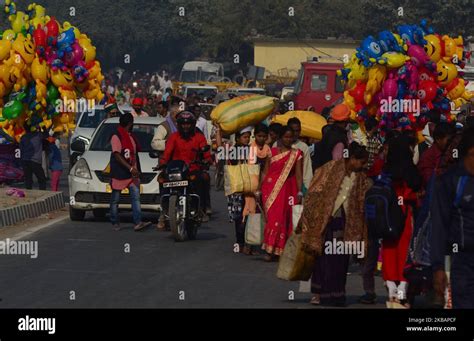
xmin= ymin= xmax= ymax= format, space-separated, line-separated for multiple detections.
xmin=22 ymin=160 xmax=46 ymax=190
xmin=110 ymin=184 xmax=141 ymax=226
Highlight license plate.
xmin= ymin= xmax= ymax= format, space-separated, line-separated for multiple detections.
xmin=105 ymin=185 xmax=143 ymax=194
xmin=163 ymin=181 xmax=188 ymax=188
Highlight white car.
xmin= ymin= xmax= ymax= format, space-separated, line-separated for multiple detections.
xmin=69 ymin=104 xmax=132 ymax=167
xmin=68 ymin=116 xmax=164 ymax=221
xmin=180 ymin=84 xmax=218 ymax=99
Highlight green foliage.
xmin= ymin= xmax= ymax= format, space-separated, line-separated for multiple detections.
xmin=0 ymin=0 xmax=472 ymax=72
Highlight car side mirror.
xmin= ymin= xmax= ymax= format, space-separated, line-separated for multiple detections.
xmin=71 ymin=139 xmax=86 ymax=153
xmin=149 ymin=151 xmax=160 ymax=159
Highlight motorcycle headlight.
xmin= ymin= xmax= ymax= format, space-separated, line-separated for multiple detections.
xmin=168 ymin=173 xmax=182 ymax=181
xmin=74 ymin=158 xmax=92 ymax=179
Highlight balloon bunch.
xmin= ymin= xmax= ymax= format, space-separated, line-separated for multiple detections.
xmin=338 ymin=19 xmax=473 ymax=132
xmin=0 ymin=0 xmax=104 ymax=142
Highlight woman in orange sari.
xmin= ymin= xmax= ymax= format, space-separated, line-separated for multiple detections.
xmin=258 ymin=126 xmax=303 ymax=262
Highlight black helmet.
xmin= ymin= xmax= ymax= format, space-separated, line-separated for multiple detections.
xmin=176 ymin=111 xmax=196 ymax=125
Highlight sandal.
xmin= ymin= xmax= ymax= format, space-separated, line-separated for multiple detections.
xmin=392 ymin=299 xmax=410 ymax=309
xmin=310 ymin=295 xmax=321 ymax=305
xmin=156 ymin=220 xmax=166 ymax=231
xmin=242 ymin=246 xmax=251 ymax=255
xmin=134 ymin=221 xmax=152 ymax=231
xmin=263 ymin=254 xmax=273 ymax=262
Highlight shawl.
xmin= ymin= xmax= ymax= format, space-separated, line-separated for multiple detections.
xmin=299 ymin=160 xmax=372 ymax=256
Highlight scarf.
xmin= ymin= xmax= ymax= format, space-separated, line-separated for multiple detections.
xmin=117 ymin=126 xmax=141 ymax=165
xmin=251 ymin=141 xmax=271 ymax=160
xmin=299 ymin=159 xmax=371 ymax=256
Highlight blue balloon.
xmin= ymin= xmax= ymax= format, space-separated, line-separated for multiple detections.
xmin=356 ymin=36 xmax=384 ymax=67
xmin=56 ymin=28 xmax=75 ymax=59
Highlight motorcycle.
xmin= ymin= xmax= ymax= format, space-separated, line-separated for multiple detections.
xmin=155 ymin=145 xmax=210 ymax=242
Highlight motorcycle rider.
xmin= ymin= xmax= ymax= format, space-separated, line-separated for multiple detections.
xmin=159 ymin=111 xmax=212 ymax=224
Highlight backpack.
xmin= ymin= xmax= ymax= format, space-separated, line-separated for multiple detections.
xmin=365 ymin=173 xmax=406 ymax=240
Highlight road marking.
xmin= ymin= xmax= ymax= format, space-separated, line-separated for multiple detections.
xmin=8 ymin=215 xmax=69 ymax=241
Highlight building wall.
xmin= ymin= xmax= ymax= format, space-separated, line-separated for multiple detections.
xmin=254 ymin=41 xmax=358 ymax=77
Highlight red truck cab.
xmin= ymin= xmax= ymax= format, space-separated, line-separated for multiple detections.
xmin=293 ymin=61 xmax=345 ymax=113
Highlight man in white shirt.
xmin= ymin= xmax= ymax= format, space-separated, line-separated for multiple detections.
xmin=150 ymin=101 xmax=180 ymax=152
xmin=190 ymin=105 xmax=209 ymax=141
xmin=159 ymin=75 xmax=173 ymax=92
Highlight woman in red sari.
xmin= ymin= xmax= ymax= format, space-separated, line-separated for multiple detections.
xmin=258 ymin=126 xmax=303 ymax=262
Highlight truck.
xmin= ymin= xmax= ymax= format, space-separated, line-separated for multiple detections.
xmin=175 ymin=61 xmax=239 ymax=93
xmin=292 ymin=61 xmax=345 ymax=113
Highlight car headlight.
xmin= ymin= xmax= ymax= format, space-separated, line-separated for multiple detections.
xmin=74 ymin=158 xmax=92 ymax=179
xmin=168 ymin=173 xmax=182 ymax=181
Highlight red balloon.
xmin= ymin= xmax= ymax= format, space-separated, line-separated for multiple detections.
xmin=349 ymin=81 xmax=366 ymax=104
xmin=45 ymin=17 xmax=60 ymax=46
xmin=417 ymin=80 xmax=438 ymax=103
xmin=33 ymin=24 xmax=47 ymax=56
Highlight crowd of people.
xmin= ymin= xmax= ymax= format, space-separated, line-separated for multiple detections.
xmin=12 ymin=72 xmax=474 ymax=309
xmin=206 ymin=102 xmax=474 ymax=309
xmin=102 ymin=70 xmax=176 ymax=117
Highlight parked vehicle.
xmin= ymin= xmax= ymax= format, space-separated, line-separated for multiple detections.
xmin=68 ymin=116 xmax=164 ymax=221
xmin=180 ymin=84 xmax=218 ymax=99
xmin=293 ymin=61 xmax=344 ymax=113
xmin=69 ymin=104 xmax=132 ymax=167
xmin=280 ymin=86 xmax=294 ymax=100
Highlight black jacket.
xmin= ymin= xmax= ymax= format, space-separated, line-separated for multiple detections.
xmin=431 ymin=162 xmax=474 ymax=271
xmin=312 ymin=124 xmax=348 ymax=169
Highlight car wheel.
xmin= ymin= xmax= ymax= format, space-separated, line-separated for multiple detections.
xmin=69 ymin=206 xmax=86 ymax=221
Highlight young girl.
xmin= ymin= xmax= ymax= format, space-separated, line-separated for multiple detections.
xmin=217 ymin=126 xmax=254 ymax=254
xmin=47 ymin=133 xmax=63 ymax=192
xmin=250 ymin=124 xmax=272 ymax=173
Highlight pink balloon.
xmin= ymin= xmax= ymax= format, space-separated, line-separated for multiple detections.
xmin=64 ymin=41 xmax=84 ymax=67
xmin=407 ymin=43 xmax=436 ymax=70
xmin=382 ymin=73 xmax=398 ymax=99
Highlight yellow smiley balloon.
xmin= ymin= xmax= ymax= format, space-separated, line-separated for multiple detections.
xmin=2 ymin=29 xmax=16 ymax=42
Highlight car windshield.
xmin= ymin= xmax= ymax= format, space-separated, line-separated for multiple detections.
xmin=89 ymin=123 xmax=157 ymax=153
xmin=79 ymin=108 xmax=131 ymax=128
xmin=186 ymin=88 xmax=217 ymax=98
xmin=180 ymin=70 xmax=219 ymax=82
xmin=78 ymin=109 xmax=107 ymax=128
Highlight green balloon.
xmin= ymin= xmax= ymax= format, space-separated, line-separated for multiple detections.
xmin=3 ymin=99 xmax=24 ymax=120
xmin=46 ymin=84 xmax=60 ymax=104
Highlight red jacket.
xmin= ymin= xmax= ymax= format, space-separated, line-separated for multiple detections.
xmin=418 ymin=144 xmax=442 ymax=188
xmin=160 ymin=131 xmax=211 ymax=172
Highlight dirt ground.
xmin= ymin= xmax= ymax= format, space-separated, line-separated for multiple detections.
xmin=0 ymin=187 xmax=52 ymax=209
